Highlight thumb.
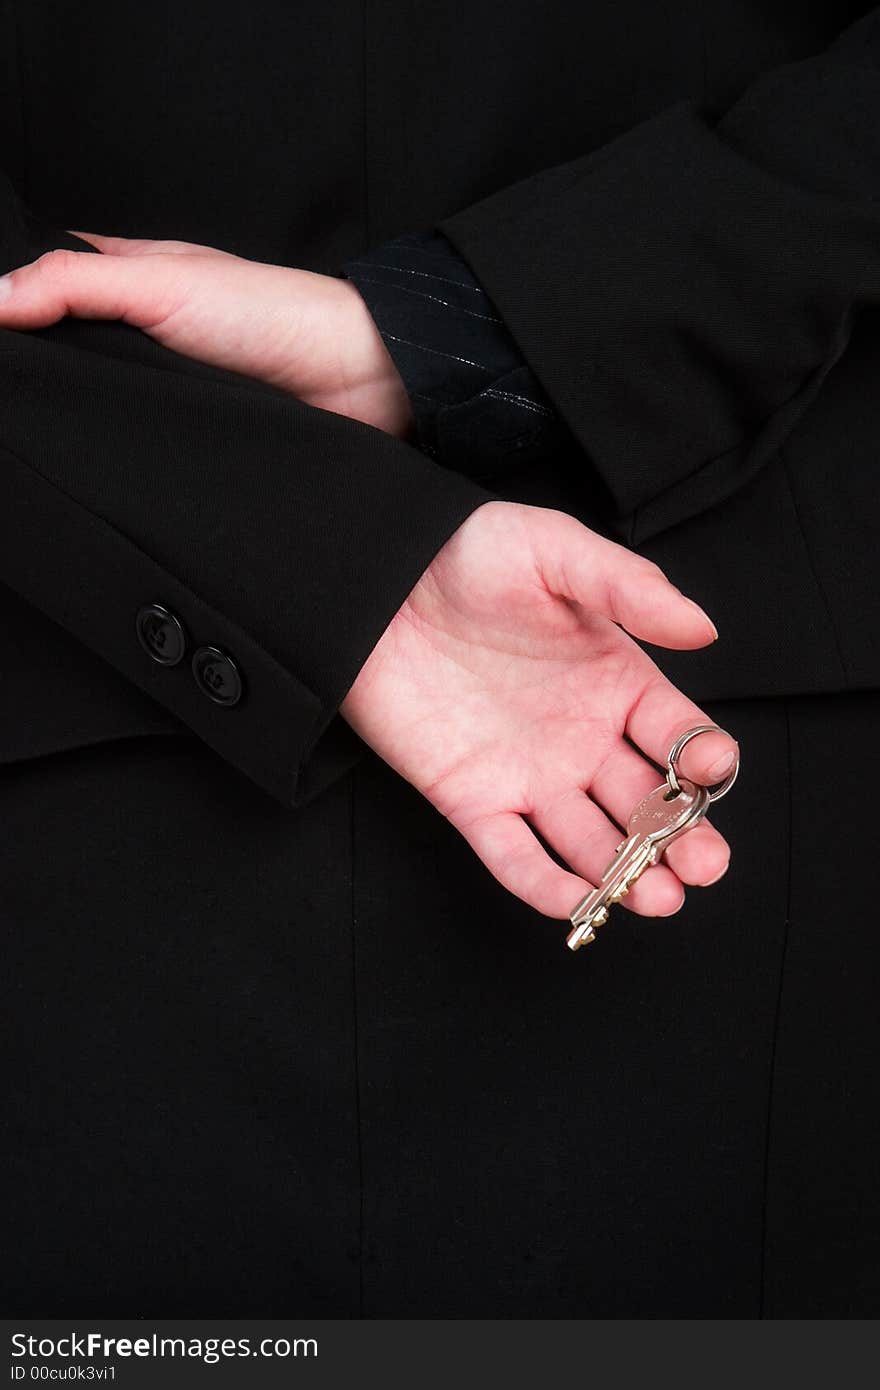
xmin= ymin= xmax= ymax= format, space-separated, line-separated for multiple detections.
xmin=0 ymin=246 xmax=202 ymax=331
xmin=535 ymin=510 xmax=718 ymax=650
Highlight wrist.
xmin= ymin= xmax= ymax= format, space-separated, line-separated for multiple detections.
xmin=337 ymin=279 xmax=416 ymax=440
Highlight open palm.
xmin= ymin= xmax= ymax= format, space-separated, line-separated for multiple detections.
xmin=341 ymin=501 xmax=737 ymax=922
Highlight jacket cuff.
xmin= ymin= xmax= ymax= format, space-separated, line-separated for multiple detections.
xmin=0 ymin=332 xmax=492 ymax=808
xmin=438 ymin=10 xmax=880 ymax=545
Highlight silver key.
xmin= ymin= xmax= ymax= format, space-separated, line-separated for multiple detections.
xmin=566 ymin=776 xmax=710 ymax=950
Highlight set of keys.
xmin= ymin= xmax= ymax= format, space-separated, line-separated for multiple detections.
xmin=566 ymin=724 xmax=740 ymax=951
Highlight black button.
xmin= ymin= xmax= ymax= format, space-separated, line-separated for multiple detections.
xmin=136 ymin=604 xmax=187 ymax=666
xmin=191 ymin=646 xmax=243 ymax=707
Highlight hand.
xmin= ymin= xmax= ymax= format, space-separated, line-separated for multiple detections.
xmin=341 ymin=500 xmax=737 ymax=923
xmin=0 ymin=234 xmax=415 ymax=438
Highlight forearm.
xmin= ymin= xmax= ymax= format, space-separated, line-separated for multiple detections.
xmin=0 ymin=172 xmax=493 ymax=807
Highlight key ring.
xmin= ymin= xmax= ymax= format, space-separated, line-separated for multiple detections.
xmin=665 ymin=723 xmax=740 ymax=803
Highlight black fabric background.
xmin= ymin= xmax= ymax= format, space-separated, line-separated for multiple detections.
xmin=0 ymin=0 xmax=877 ymax=1316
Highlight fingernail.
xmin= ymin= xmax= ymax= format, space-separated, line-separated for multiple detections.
xmin=703 ymin=858 xmax=731 ymax=886
xmin=680 ymin=594 xmax=718 ymax=640
xmin=706 ymin=750 xmax=736 ymax=782
xmin=0 ymin=274 xmax=13 ymax=302
xmin=657 ymin=892 xmax=686 ymax=918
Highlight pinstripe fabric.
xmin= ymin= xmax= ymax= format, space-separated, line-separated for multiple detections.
xmin=343 ymin=230 xmax=570 ymax=480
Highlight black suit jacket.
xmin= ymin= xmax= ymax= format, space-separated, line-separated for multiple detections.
xmin=1 ymin=3 xmax=878 ymax=794
xmin=1 ymin=0 xmax=878 ymax=1318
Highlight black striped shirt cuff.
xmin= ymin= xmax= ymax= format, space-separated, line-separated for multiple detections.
xmin=342 ymin=230 xmax=567 ymax=479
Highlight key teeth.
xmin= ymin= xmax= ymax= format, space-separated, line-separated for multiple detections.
xmin=567 ymin=923 xmax=596 ymax=950
xmin=568 ymin=779 xmax=711 ymax=956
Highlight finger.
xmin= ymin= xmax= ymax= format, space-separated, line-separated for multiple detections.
xmin=0 ymin=247 xmax=202 ymax=329
xmin=457 ymin=810 xmax=595 ymax=920
xmin=588 ymin=742 xmax=731 ymax=885
xmin=535 ymin=510 xmax=718 ymax=651
xmin=66 ymin=230 xmax=233 ymax=259
xmin=626 ymin=675 xmax=740 ymax=791
xmin=530 ymin=788 xmax=685 ymax=917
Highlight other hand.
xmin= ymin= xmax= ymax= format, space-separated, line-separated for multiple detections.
xmin=0 ymin=234 xmax=415 ymax=437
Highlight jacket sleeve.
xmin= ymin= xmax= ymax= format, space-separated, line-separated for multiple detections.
xmin=0 ymin=174 xmax=494 ymax=808
xmin=432 ymin=6 xmax=880 ymax=545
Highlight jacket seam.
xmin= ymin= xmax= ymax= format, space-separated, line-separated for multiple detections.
xmin=759 ymin=699 xmax=793 ymax=1316
xmin=348 ymin=767 xmax=365 ymax=1317
xmin=8 ymin=2 xmax=28 ymax=198
xmin=780 ymin=444 xmax=850 ymax=686
xmin=361 ymin=0 xmax=370 ymax=248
